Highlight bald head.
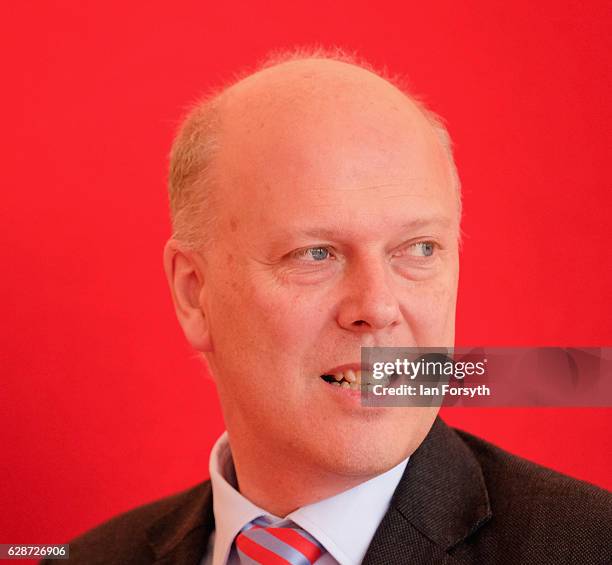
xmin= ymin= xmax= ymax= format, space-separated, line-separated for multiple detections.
xmin=168 ymin=51 xmax=460 ymax=249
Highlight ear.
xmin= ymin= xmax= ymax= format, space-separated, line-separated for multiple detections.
xmin=163 ymin=239 xmax=213 ymax=352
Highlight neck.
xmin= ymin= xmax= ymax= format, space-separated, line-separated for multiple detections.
xmin=226 ymin=433 xmax=376 ymax=517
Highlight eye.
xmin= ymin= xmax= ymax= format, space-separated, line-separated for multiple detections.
xmin=293 ymin=246 xmax=333 ymax=262
xmin=393 ymin=240 xmax=438 ymax=260
xmin=409 ymin=241 xmax=436 ymax=257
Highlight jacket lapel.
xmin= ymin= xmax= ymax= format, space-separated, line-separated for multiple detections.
xmin=362 ymin=417 xmax=492 ymax=565
xmin=146 ymin=481 xmax=215 ymax=564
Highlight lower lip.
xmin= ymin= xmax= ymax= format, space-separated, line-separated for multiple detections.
xmin=320 ymin=378 xmax=371 ymax=404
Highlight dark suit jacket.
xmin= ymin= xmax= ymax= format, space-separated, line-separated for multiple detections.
xmin=46 ymin=418 xmax=612 ymax=564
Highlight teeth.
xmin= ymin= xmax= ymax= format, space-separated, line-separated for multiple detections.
xmin=339 ymin=370 xmax=362 ymax=384
xmin=323 ymin=369 xmax=364 ymax=389
xmin=344 ymin=369 xmax=356 ymax=383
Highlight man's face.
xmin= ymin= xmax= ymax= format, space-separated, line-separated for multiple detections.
xmin=198 ymin=63 xmax=460 ymax=477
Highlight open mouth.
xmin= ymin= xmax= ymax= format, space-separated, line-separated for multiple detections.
xmin=320 ymin=369 xmax=398 ymax=391
xmin=320 ymin=369 xmax=362 ymax=390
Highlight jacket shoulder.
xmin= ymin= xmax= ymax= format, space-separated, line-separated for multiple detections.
xmin=453 ymin=427 xmax=612 ymax=563
xmin=44 ymin=482 xmax=211 ymax=565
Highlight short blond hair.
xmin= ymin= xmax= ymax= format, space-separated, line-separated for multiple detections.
xmin=168 ymin=47 xmax=461 ymax=250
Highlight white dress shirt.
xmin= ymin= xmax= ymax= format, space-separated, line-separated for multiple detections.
xmin=201 ymin=432 xmax=409 ymax=565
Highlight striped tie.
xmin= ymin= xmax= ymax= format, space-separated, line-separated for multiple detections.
xmin=235 ymin=517 xmax=326 ymax=564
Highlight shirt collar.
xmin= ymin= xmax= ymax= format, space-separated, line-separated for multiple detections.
xmin=286 ymin=455 xmax=408 ymax=564
xmin=209 ymin=431 xmax=274 ymax=565
xmin=209 ymin=431 xmax=408 ymax=565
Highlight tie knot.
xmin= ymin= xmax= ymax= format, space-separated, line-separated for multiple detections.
xmin=236 ymin=517 xmax=325 ymax=564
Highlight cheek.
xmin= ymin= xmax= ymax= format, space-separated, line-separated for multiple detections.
xmin=209 ymin=266 xmax=330 ymax=354
xmin=251 ymin=286 xmax=333 ymax=350
xmin=402 ymin=280 xmax=458 ymax=343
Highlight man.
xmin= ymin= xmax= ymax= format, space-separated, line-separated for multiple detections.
xmin=56 ymin=50 xmax=612 ymax=564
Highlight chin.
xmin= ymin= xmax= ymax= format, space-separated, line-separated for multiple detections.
xmin=304 ymin=407 xmax=439 ymax=478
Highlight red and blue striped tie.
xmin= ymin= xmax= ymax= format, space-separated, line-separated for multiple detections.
xmin=235 ymin=517 xmax=326 ymax=564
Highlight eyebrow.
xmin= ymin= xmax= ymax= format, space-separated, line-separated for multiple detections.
xmin=290 ymin=216 xmax=457 ymax=240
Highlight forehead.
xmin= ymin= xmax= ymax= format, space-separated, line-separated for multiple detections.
xmin=210 ymin=60 xmax=457 ymax=234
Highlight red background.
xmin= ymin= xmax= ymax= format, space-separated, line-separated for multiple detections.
xmin=1 ymin=0 xmax=610 ymax=551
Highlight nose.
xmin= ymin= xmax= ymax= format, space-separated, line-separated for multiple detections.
xmin=336 ymin=258 xmax=402 ymax=333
